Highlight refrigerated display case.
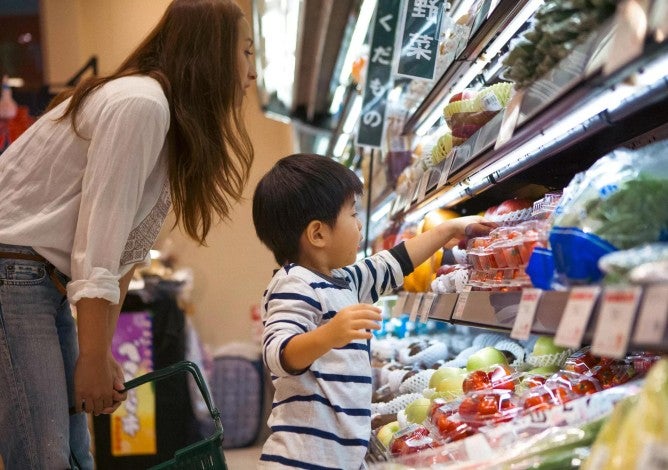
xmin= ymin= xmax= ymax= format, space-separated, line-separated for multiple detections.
xmin=354 ymin=0 xmax=668 ymax=467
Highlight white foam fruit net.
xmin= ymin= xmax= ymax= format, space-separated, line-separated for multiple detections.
xmin=397 ymin=342 xmax=448 ymax=366
xmin=399 ymin=369 xmax=435 ymax=394
xmin=372 ymin=392 xmax=424 ymax=416
xmin=526 ymin=349 xmax=573 ymax=368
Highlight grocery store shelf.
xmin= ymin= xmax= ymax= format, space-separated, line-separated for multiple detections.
xmin=393 ymin=283 xmax=668 ymax=355
xmin=387 ymin=9 xmax=668 ymax=219
xmin=402 ymin=0 xmax=531 ymax=134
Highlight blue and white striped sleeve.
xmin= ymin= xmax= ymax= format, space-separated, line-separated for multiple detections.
xmin=261 ymin=274 xmax=322 ymax=378
xmin=342 ymin=247 xmax=407 ymax=304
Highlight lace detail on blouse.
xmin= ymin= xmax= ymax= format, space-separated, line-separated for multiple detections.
xmin=121 ymin=183 xmax=171 ymax=266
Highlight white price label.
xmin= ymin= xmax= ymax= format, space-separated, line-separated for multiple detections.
xmin=603 ymin=0 xmax=649 ymax=76
xmin=633 ymin=284 xmax=668 ymax=345
xmin=419 ymin=292 xmax=437 ymax=323
xmin=393 ymin=292 xmax=408 ymax=317
xmin=409 ymin=293 xmax=424 ymax=322
xmin=554 ymin=286 xmax=601 ymax=349
xmin=417 ymin=172 xmax=431 ymax=202
xmin=437 ymin=152 xmax=455 ymax=188
xmin=495 ymin=89 xmax=524 ymax=149
xmin=592 ymin=286 xmax=641 ymax=359
xmin=452 ymin=287 xmax=471 ymax=320
xmin=511 ymin=288 xmax=542 ymax=340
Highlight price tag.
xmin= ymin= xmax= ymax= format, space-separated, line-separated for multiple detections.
xmin=417 ymin=171 xmax=431 ymax=202
xmin=510 ymin=288 xmax=542 ymax=340
xmin=592 ymin=286 xmax=642 ymax=359
xmin=452 ymin=286 xmax=471 ymax=320
xmin=437 ymin=152 xmax=456 ymax=188
xmin=419 ymin=292 xmax=437 ymax=323
xmin=603 ymin=0 xmax=649 ymax=76
xmin=409 ymin=181 xmax=420 ymax=203
xmin=633 ymin=284 xmax=668 ymax=345
xmin=554 ymin=286 xmax=601 ymax=349
xmin=393 ymin=291 xmax=408 ymax=317
xmin=495 ymin=89 xmax=524 ymax=149
xmin=409 ymin=292 xmax=424 ymax=322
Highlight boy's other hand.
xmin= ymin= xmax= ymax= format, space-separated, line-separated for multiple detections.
xmin=324 ymin=304 xmax=382 ymax=348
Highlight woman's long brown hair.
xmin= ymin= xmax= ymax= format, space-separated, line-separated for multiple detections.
xmin=48 ymin=0 xmax=254 ymax=244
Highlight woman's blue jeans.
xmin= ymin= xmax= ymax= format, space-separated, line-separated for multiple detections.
xmin=0 ymin=244 xmax=93 ymax=469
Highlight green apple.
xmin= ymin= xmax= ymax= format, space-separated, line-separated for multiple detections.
xmin=428 ymin=366 xmax=466 ymax=389
xmin=434 ymin=373 xmax=465 ymax=399
xmin=466 ymin=347 xmax=508 ymax=372
xmin=532 ymin=336 xmax=568 ymax=356
xmin=405 ymin=397 xmax=431 ymax=424
xmin=527 ymin=365 xmax=559 ymax=376
xmin=376 ymin=420 xmax=401 ymax=448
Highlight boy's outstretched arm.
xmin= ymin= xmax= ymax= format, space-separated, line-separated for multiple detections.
xmin=403 ymin=215 xmax=493 ymax=269
xmin=280 ymin=304 xmax=382 ymax=373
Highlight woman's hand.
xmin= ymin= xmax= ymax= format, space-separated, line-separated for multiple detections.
xmin=321 ymin=303 xmax=382 ymax=349
xmin=74 ymin=351 xmax=116 ymax=415
xmin=100 ymin=353 xmax=128 ymax=414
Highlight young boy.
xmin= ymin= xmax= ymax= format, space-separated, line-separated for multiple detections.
xmin=252 ymin=153 xmax=485 ymax=469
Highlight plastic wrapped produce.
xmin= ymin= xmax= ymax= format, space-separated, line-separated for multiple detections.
xmin=549 ymin=139 xmax=668 ymax=284
xmin=582 ymin=358 xmax=668 ymax=470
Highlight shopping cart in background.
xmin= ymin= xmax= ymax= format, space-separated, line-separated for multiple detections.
xmin=120 ymin=361 xmax=227 ymax=470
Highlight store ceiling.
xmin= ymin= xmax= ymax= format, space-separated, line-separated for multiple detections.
xmin=255 ymin=0 xmax=358 ymax=130
xmin=291 ymin=0 xmax=355 ymax=125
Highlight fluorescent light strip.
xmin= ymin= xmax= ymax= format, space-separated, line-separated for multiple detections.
xmin=484 ymin=0 xmax=542 ymax=59
xmin=334 ymin=133 xmax=350 ymax=156
xmin=343 ymin=95 xmax=363 ymax=134
xmin=329 ymin=85 xmax=347 ymax=114
xmin=371 ymin=198 xmax=394 ymax=223
xmin=339 ymin=0 xmax=378 ymax=85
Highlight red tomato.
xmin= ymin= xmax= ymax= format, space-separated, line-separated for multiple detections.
xmin=390 ymin=427 xmax=432 ymax=456
xmin=524 ymin=375 xmax=547 ymax=388
xmin=572 ymin=379 xmax=598 ymax=395
xmin=523 ymin=394 xmax=550 ymax=411
xmin=488 ymin=364 xmax=516 ymax=391
xmin=463 ymin=370 xmax=492 ymax=393
xmin=477 ymin=394 xmax=499 ymax=416
xmin=458 ymin=397 xmax=478 ymax=417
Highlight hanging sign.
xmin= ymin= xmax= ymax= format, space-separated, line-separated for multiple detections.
xmin=357 ymin=0 xmax=402 ymax=148
xmin=396 ymin=0 xmax=445 ymax=80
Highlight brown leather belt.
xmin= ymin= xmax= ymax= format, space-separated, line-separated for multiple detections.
xmin=0 ymin=251 xmax=67 ymax=295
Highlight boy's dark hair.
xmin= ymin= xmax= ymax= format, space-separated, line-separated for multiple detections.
xmin=252 ymin=153 xmax=364 ymax=265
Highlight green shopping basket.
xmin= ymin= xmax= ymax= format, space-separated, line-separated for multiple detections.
xmin=121 ymin=360 xmax=227 ymax=470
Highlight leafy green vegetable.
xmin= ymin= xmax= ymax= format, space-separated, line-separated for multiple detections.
xmin=585 ymin=176 xmax=668 ymax=249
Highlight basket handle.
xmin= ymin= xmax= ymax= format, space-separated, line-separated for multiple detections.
xmin=122 ymin=360 xmax=221 ymax=424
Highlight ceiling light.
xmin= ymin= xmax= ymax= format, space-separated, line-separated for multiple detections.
xmin=338 ymin=0 xmax=378 ymax=85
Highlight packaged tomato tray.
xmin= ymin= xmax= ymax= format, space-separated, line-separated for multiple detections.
xmin=458 ymin=388 xmax=522 ymax=426
xmin=368 ymin=380 xmax=644 ymax=469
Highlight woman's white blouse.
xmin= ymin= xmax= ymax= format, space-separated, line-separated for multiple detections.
xmin=0 ymin=75 xmax=171 ymax=305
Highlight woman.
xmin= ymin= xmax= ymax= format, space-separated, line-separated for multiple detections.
xmin=0 ymin=0 xmax=256 ymax=467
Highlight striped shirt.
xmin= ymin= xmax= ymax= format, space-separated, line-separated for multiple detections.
xmin=259 ymin=246 xmax=410 ymax=469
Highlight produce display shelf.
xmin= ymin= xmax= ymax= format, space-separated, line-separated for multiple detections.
xmin=390 ymin=8 xmax=668 ymax=218
xmin=402 ymin=0 xmax=528 ymax=134
xmin=392 ymin=283 xmax=668 ymax=355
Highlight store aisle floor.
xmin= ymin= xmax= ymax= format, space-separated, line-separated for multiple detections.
xmin=225 ymin=445 xmax=263 ymax=469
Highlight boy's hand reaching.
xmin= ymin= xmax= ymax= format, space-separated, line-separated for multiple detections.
xmin=322 ymin=304 xmax=382 ymax=348
xmin=446 ymin=215 xmax=495 ymax=240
